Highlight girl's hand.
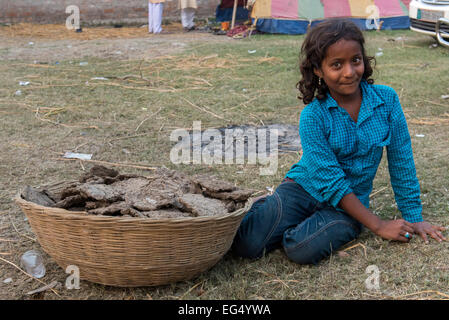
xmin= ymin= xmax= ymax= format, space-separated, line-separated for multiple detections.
xmin=375 ymin=219 xmax=415 ymax=242
xmin=412 ymin=221 xmax=446 ymax=244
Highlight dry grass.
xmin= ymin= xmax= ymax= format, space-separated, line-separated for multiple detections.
xmin=0 ymin=23 xmax=185 ymax=40
xmin=0 ymin=25 xmax=448 ymax=300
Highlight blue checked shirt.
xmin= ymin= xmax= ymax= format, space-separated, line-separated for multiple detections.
xmin=286 ymin=80 xmax=423 ymax=223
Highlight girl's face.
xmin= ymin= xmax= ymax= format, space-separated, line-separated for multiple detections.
xmin=314 ymin=39 xmax=365 ymax=101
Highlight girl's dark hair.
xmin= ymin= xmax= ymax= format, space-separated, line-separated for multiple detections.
xmin=297 ymin=19 xmax=376 ymax=105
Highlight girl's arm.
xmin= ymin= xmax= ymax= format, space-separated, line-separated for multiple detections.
xmin=299 ymin=109 xmax=424 ymax=242
xmin=339 ymin=192 xmax=414 ymax=242
xmin=297 ymin=106 xmax=434 ymax=242
xmin=385 ymin=90 xmax=446 ymax=242
xmin=385 ymin=91 xmax=422 ymax=223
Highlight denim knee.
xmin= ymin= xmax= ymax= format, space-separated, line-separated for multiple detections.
xmin=232 ymin=236 xmax=264 ymax=260
xmin=283 ymin=218 xmax=362 ymax=265
xmin=232 ymin=218 xmax=265 ymax=260
xmin=231 ymin=197 xmax=279 ymax=259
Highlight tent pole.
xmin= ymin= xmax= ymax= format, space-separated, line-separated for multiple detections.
xmin=231 ymin=0 xmax=238 ymax=29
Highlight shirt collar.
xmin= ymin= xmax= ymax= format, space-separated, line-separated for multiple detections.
xmin=320 ymin=80 xmax=384 ymax=124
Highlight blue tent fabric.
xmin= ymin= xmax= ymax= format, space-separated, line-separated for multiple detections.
xmin=254 ymin=16 xmax=411 ymax=35
xmin=215 ymin=5 xmax=250 ymax=22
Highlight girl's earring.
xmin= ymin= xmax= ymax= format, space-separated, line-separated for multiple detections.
xmin=319 ymin=78 xmax=322 ymax=86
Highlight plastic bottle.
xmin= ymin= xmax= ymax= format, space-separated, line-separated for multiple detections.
xmin=20 ymin=250 xmax=46 ymax=278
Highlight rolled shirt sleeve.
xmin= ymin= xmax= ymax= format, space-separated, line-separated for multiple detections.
xmin=386 ymin=93 xmax=423 ymax=223
xmin=297 ymin=110 xmax=353 ymax=208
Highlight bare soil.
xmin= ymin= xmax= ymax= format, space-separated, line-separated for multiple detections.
xmin=0 ymin=24 xmax=232 ymax=62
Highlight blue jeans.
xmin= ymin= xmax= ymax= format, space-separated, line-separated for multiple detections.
xmin=232 ymin=179 xmax=362 ymax=265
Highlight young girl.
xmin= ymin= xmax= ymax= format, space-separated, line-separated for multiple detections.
xmin=232 ymin=19 xmax=446 ymax=265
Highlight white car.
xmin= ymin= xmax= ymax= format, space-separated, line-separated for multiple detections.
xmin=409 ymin=0 xmax=449 ymax=47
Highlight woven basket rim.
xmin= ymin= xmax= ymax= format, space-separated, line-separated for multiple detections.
xmin=14 ymin=191 xmax=253 ymax=224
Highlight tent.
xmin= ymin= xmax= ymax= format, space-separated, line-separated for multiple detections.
xmin=216 ymin=0 xmax=250 ymax=23
xmin=250 ymin=0 xmax=412 ymax=34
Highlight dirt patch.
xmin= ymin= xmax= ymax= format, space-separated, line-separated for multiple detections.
xmin=0 ymin=23 xmax=232 ymax=62
xmin=21 ymin=165 xmax=254 ymax=219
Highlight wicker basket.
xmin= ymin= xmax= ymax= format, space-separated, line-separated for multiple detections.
xmin=14 ymin=192 xmax=251 ymax=287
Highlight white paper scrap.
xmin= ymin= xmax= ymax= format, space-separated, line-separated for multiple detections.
xmin=63 ymin=152 xmax=93 ymax=160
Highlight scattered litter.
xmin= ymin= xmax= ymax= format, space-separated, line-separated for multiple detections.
xmin=171 ymin=42 xmax=187 ymax=47
xmin=242 ymin=88 xmax=247 ymax=92
xmin=248 ymin=50 xmax=257 ymax=54
xmin=441 ymin=95 xmax=449 ymax=99
xmin=145 ymin=197 xmax=157 ymax=205
xmin=3 ymin=278 xmax=12 ymax=284
xmin=389 ymin=37 xmax=405 ymax=42
xmin=19 ymin=81 xmax=30 ymax=86
xmin=79 ymin=62 xmax=88 ymax=66
xmin=91 ymin=77 xmax=109 ymax=81
xmin=80 ymin=132 xmax=87 ymax=136
xmin=63 ymin=152 xmax=93 ymax=160
xmin=429 ymin=43 xmax=438 ymax=48
xmin=28 ymin=42 xmax=34 ymax=46
xmin=15 ymin=90 xmax=22 ymax=96
xmin=415 ymin=134 xmax=425 ymax=138
xmin=67 ymin=45 xmax=72 ymax=48
xmin=20 ymin=250 xmax=46 ymax=279
xmin=122 ymin=148 xmax=131 ymax=154
xmin=115 ymin=51 xmax=122 ymax=55
xmin=266 ymin=186 xmax=274 ymax=195
xmin=55 ymin=61 xmax=60 ymax=65
xmin=141 ymin=107 xmax=148 ymax=111
xmin=338 ymin=251 xmax=350 ymax=258
xmin=375 ymin=48 xmax=383 ymax=57
xmin=388 ymin=37 xmax=406 ymax=42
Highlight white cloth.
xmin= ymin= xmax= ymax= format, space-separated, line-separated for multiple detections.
xmin=178 ymin=0 xmax=197 ymax=10
xmin=181 ymin=7 xmax=196 ymax=29
xmin=148 ymin=2 xmax=164 ymax=33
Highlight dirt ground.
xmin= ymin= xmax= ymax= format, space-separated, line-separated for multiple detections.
xmin=0 ymin=23 xmax=232 ymax=62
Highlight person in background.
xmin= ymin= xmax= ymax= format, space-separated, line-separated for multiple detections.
xmin=149 ymin=0 xmax=165 ymax=34
xmin=179 ymin=0 xmax=197 ymax=31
